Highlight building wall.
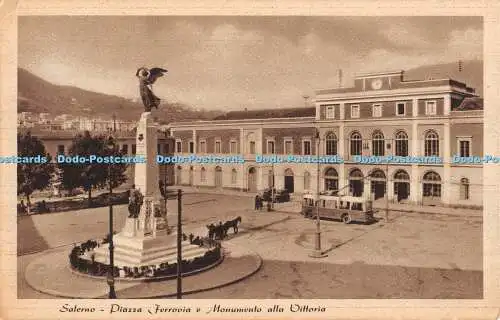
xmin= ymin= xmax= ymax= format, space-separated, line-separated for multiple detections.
xmin=169 ymin=71 xmax=483 ymax=208
xmin=450 ymin=122 xmax=483 ymax=156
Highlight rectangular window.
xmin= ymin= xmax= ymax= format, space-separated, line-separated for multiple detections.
xmin=199 ymin=140 xmax=206 ymax=153
xmin=132 ymin=144 xmax=137 ymax=155
xmin=284 ymin=139 xmax=293 ymax=154
xmin=325 ymin=105 xmax=335 ymax=119
xmin=164 ymin=143 xmax=170 ymax=154
xmin=175 ymin=141 xmax=182 ymax=153
xmin=57 ymin=145 xmax=65 ymax=154
xmin=249 ymin=141 xmax=256 ymax=154
xmin=457 ymin=137 xmax=472 ymax=157
xmin=229 ymin=140 xmax=237 ymax=154
xmin=372 ymin=104 xmax=382 ymax=117
xmin=396 ymin=102 xmax=406 ymax=116
xmin=425 ymin=101 xmax=437 ymax=115
xmin=215 ymin=140 xmax=221 ymax=153
xmin=189 ymin=141 xmax=194 ymax=153
xmin=122 ymin=144 xmax=128 ymax=154
xmin=351 ymin=105 xmax=360 ymax=118
xmin=267 ymin=140 xmax=275 ymax=154
xmin=157 ymin=144 xmax=161 ymax=154
xmin=302 ymin=140 xmax=311 ymax=155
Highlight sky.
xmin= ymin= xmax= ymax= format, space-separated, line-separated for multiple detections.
xmin=18 ymin=16 xmax=482 ymax=111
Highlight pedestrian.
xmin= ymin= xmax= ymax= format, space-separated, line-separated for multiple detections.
xmin=258 ymin=194 xmax=263 ymax=210
xmin=19 ymin=200 xmax=26 ymax=214
xmin=254 ymin=194 xmax=259 ymax=210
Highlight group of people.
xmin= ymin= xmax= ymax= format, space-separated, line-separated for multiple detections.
xmin=17 ymin=200 xmax=51 ymax=215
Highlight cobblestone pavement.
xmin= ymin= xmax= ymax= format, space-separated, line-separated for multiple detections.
xmin=17 ymin=193 xmax=482 ymax=299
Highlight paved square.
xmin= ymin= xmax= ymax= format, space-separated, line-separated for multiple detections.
xmin=17 ymin=193 xmax=482 ymax=299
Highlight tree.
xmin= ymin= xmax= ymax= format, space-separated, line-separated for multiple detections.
xmin=59 ymin=131 xmax=128 ymax=206
xmin=17 ymin=131 xmax=55 ymax=213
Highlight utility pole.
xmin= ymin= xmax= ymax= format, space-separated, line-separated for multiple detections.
xmin=176 ymin=189 xmax=183 ymax=299
xmin=271 ymin=162 xmax=275 ymax=210
xmin=385 ymin=161 xmax=389 ymax=222
xmin=309 ymin=126 xmax=327 ymax=258
xmin=106 ymin=136 xmax=116 ymax=299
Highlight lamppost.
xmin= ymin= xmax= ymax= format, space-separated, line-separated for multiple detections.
xmin=385 ymin=143 xmax=391 ymax=222
xmin=176 ymin=189 xmax=183 ymax=299
xmin=309 ymin=127 xmax=327 ymax=258
xmin=105 ymin=136 xmax=117 ymax=299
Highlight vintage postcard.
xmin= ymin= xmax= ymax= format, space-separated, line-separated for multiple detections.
xmin=1 ymin=1 xmax=499 ymax=319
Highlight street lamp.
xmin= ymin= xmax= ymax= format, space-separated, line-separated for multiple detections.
xmin=105 ymin=135 xmax=117 ymax=299
xmin=385 ymin=143 xmax=390 ymax=222
xmin=309 ymin=127 xmax=327 ymax=258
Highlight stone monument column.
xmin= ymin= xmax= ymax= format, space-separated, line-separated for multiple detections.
xmin=134 ymin=112 xmax=169 ymax=236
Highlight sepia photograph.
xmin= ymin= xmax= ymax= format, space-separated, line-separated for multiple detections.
xmin=13 ymin=15 xmax=486 ymax=301
xmin=1 ymin=4 xmax=498 ymax=318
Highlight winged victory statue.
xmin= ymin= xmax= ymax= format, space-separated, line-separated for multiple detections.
xmin=136 ymin=67 xmax=168 ymax=112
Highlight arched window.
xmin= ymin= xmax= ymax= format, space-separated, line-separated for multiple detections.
xmin=460 ymin=178 xmax=470 ymax=200
xmin=231 ymin=168 xmax=237 ymax=184
xmin=395 ymin=131 xmax=408 ymax=156
xmin=324 ymin=167 xmax=338 ymax=191
xmin=200 ymin=167 xmax=206 ymax=182
xmin=424 ymin=130 xmax=439 ymax=156
xmin=325 ymin=132 xmax=337 ymax=155
xmin=303 ymin=171 xmax=311 ymax=191
xmin=394 ymin=170 xmax=410 ymax=181
xmin=372 ymin=131 xmax=385 ymax=156
xmin=350 ymin=132 xmax=362 ymax=156
xmin=369 ymin=170 xmax=386 ymax=181
xmin=422 ymin=171 xmax=441 ymax=197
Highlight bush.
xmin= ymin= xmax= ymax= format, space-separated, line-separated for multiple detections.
xmin=69 ymin=234 xmax=222 ymax=279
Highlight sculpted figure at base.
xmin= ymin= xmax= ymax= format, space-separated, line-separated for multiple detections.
xmin=128 ymin=185 xmax=144 ymax=218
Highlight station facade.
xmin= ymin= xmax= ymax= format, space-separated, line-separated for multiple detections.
xmin=170 ymin=70 xmax=483 ymax=208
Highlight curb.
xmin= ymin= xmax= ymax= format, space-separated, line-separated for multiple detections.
xmin=24 ymin=243 xmax=262 ymax=299
xmin=134 ymin=253 xmax=263 ymax=299
xmin=273 ymin=207 xmax=482 ymax=219
xmin=67 ymin=249 xmax=225 ymax=283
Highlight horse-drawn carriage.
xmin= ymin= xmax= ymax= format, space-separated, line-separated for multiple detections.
xmin=206 ymin=216 xmax=242 ymax=240
xmin=262 ymin=188 xmax=290 ymax=203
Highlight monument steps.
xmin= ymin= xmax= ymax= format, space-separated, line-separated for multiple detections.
xmin=93 ymin=240 xmax=209 ymax=267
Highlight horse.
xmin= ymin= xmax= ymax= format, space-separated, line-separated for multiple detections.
xmin=223 ymin=216 xmax=242 ymax=237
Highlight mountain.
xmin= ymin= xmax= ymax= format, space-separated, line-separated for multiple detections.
xmin=17 ymin=68 xmax=223 ymax=123
xmin=404 ymin=59 xmax=483 ymax=96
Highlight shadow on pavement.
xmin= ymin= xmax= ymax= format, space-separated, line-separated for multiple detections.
xmin=17 ymin=216 xmax=50 ymax=256
xmin=184 ymin=259 xmax=483 ymax=299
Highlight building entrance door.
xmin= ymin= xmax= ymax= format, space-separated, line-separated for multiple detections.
xmin=215 ymin=166 xmax=223 ymax=188
xmin=248 ymin=167 xmax=257 ymax=192
xmin=284 ymin=169 xmax=294 ymax=193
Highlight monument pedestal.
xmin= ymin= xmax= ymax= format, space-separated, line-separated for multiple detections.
xmin=94 ymin=112 xmax=208 ymax=268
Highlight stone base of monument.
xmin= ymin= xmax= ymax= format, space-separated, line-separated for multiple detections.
xmin=93 ymin=232 xmax=209 ymax=267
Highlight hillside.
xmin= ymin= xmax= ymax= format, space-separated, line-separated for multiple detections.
xmin=17 ymin=68 xmax=223 ymax=123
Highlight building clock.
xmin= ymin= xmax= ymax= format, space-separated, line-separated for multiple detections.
xmin=371 ymin=78 xmax=383 ymax=90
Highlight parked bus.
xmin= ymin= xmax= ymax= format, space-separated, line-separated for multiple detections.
xmin=301 ymin=193 xmax=375 ymax=224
